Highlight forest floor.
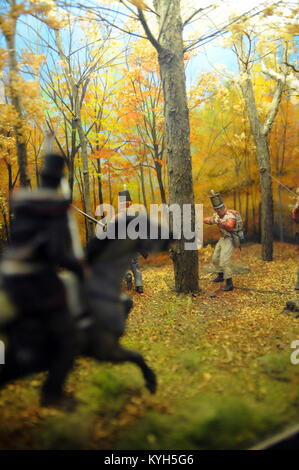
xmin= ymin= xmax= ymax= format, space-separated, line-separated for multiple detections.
xmin=0 ymin=241 xmax=299 ymax=450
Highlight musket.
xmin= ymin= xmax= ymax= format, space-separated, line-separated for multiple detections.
xmin=268 ymin=173 xmax=298 ymax=199
xmin=71 ymin=204 xmax=105 ymax=227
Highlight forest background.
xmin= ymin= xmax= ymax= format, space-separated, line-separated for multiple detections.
xmin=0 ymin=0 xmax=299 ymax=450
xmin=0 ymin=0 xmax=298 ymax=249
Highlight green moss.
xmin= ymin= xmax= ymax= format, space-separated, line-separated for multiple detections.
xmin=1 ymin=245 xmax=299 ymax=450
xmin=116 ymin=395 xmax=282 ymax=450
xmin=258 ymin=352 xmax=294 ymax=381
xmin=76 ymin=366 xmax=143 ymax=415
xmin=180 ymin=351 xmax=204 ymax=372
xmin=38 ymin=413 xmax=93 ymax=450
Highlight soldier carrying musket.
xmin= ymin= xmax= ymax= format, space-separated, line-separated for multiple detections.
xmin=204 ymin=190 xmax=244 ymax=292
xmin=116 ymin=187 xmax=145 ymax=294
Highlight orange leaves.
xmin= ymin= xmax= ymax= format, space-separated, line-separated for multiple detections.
xmin=91 ymin=148 xmax=115 ymax=160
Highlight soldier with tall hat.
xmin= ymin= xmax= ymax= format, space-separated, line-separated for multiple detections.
xmin=204 ymin=190 xmax=242 ymax=292
xmin=117 ymin=186 xmax=144 ymax=294
xmin=1 ymin=152 xmax=84 ymax=406
xmin=292 ymin=195 xmax=299 ymax=290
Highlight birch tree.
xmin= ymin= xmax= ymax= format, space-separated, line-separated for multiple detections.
xmin=233 ymin=31 xmax=290 ymax=260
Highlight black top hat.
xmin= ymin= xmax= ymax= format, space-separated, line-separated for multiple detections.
xmin=118 ymin=189 xmax=132 ymax=202
xmin=41 ymin=153 xmax=65 ymax=181
xmin=210 ymin=190 xmax=224 ymax=210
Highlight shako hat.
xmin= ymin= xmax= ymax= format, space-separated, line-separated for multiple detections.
xmin=210 ymin=189 xmax=224 ymax=210
xmin=41 ymin=153 xmax=65 ymax=181
xmin=118 ymin=185 xmax=132 ymax=202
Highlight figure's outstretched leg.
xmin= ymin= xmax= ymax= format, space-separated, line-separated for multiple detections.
xmin=40 ymin=312 xmax=75 ymax=407
xmin=130 ymin=255 xmax=143 ymax=293
xmin=117 ymin=347 xmax=157 ymax=394
xmin=90 ymin=339 xmax=157 ymax=394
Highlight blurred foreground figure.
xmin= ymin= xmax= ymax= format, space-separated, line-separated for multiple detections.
xmin=1 ymin=153 xmax=83 ymax=406
xmin=0 ymin=212 xmax=173 ymax=402
xmin=204 ymin=190 xmax=244 ymax=292
xmin=292 ymin=196 xmax=299 ymax=290
xmin=118 ymin=188 xmax=145 ymax=294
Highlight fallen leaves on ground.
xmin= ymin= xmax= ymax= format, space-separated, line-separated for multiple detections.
xmin=0 ymin=242 xmax=298 ymax=450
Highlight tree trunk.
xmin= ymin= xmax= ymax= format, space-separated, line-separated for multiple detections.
xmin=1 ymin=206 xmax=10 ymax=243
xmin=234 ymin=35 xmax=286 ymax=260
xmin=69 ymin=119 xmax=77 ymax=201
xmin=258 ymin=201 xmax=262 ymax=243
xmin=252 ymin=188 xmax=256 ymax=237
xmin=108 ymin=166 xmax=112 ymax=206
xmin=54 ymin=29 xmax=93 ymax=240
xmin=96 ymin=132 xmax=103 ymax=206
xmin=3 ymin=16 xmax=30 ymax=187
xmin=148 ymin=164 xmax=156 ymax=205
xmin=245 ymin=189 xmax=249 ymax=235
xmin=239 ymin=75 xmax=274 ymax=257
xmin=97 ymin=158 xmax=103 ymax=207
xmin=155 ymin=159 xmax=166 ymax=204
xmin=277 ymin=185 xmax=284 ymax=242
xmin=238 ymin=189 xmax=242 ymax=215
xmin=6 ymin=161 xmax=13 ymax=234
xmin=75 ymin=114 xmax=94 ymax=240
xmin=140 ymin=163 xmax=148 ymax=209
xmin=250 ymin=119 xmax=274 ymax=260
xmin=149 ymin=0 xmax=198 ymax=292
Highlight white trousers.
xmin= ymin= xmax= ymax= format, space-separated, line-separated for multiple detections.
xmin=212 ymin=237 xmax=234 ymax=279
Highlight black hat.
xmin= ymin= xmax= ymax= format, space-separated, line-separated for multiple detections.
xmin=41 ymin=153 xmax=65 ymax=181
xmin=210 ymin=190 xmax=224 ymax=210
xmin=118 ymin=188 xmax=132 ymax=202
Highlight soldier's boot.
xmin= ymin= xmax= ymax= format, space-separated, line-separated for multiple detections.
xmin=295 ymin=268 xmax=299 ymax=291
xmin=212 ymin=272 xmax=224 ymax=283
xmin=125 ymin=272 xmax=133 ymax=290
xmin=222 ymin=278 xmax=233 ymax=291
xmin=134 ymin=270 xmax=143 ymax=294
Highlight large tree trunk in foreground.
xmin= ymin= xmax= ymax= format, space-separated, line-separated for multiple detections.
xmin=140 ymin=0 xmax=198 ymax=292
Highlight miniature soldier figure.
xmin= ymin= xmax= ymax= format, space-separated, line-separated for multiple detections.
xmin=126 ymin=254 xmax=144 ymax=294
xmin=292 ymin=196 xmax=299 ymax=290
xmin=1 ymin=153 xmax=84 ymax=406
xmin=204 ymin=190 xmax=237 ymax=291
xmin=117 ymin=187 xmax=144 ymax=294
